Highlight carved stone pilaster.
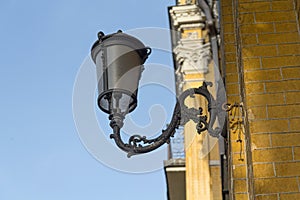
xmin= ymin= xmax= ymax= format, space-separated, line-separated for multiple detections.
xmin=174 ymin=36 xmax=212 ymax=75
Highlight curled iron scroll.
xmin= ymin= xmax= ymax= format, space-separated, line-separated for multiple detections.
xmin=109 ymin=82 xmax=222 ymax=157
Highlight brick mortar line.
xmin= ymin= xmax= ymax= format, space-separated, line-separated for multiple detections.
xmin=267 ymin=102 xmax=300 ymax=106
xmin=251 ymin=146 xmax=296 ymax=149
xmin=243 ymin=68 xmax=294 ymax=72
xmin=250 ymin=131 xmax=300 ymax=135
xmin=265 ymin=105 xmax=269 ymax=120
xmin=252 ymin=161 xmax=299 ymax=165
xmin=250 ymin=131 xmax=298 ymax=134
xmin=243 ymin=104 xmax=295 ymax=108
xmin=263 ymin=79 xmax=300 ymax=83
xmin=272 ymin=161 xmax=300 ymax=164
xmin=242 ymin=54 xmax=300 ymax=59
xmin=246 ymin=42 xmax=300 ymax=46
xmin=268 ymin=133 xmax=272 ymax=148
xmin=272 ymin=162 xmax=277 ymax=177
xmin=273 ymin=175 xmax=300 ymax=178
xmin=292 ymin=146 xmax=296 ymax=161
xmin=244 ymin=80 xmax=300 ymax=83
xmin=251 ymin=149 xmax=299 ymax=154
xmin=253 ymin=176 xmax=300 ymax=180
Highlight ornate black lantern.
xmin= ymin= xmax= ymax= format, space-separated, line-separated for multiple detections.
xmin=91 ymin=30 xmax=221 ymax=157
xmin=91 ymin=30 xmax=151 ymax=115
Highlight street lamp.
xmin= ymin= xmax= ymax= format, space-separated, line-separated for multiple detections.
xmin=91 ymin=30 xmax=220 ymax=157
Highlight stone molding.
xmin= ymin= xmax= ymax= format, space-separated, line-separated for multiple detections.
xmin=169 ymin=4 xmax=206 ymax=29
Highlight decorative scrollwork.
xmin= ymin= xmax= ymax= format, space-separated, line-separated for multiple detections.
xmin=129 ymin=135 xmax=158 ymax=147
xmin=108 ymin=81 xmax=221 ymax=157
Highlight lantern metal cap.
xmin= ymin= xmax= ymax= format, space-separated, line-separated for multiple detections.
xmin=91 ymin=30 xmax=151 ymax=63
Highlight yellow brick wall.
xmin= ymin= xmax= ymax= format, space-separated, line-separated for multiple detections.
xmin=221 ymin=0 xmax=300 ymax=199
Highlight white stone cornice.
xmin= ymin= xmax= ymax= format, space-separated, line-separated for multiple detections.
xmin=169 ymin=5 xmax=206 ymax=28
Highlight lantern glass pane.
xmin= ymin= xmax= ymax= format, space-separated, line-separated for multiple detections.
xmin=106 ymin=45 xmax=142 ymax=94
xmin=95 ymin=45 xmax=143 ymax=114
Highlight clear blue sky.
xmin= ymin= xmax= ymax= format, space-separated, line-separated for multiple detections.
xmin=0 ymin=1 xmax=177 ymax=199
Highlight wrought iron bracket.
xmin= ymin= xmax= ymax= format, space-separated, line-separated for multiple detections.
xmin=108 ymin=81 xmax=222 ymax=157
